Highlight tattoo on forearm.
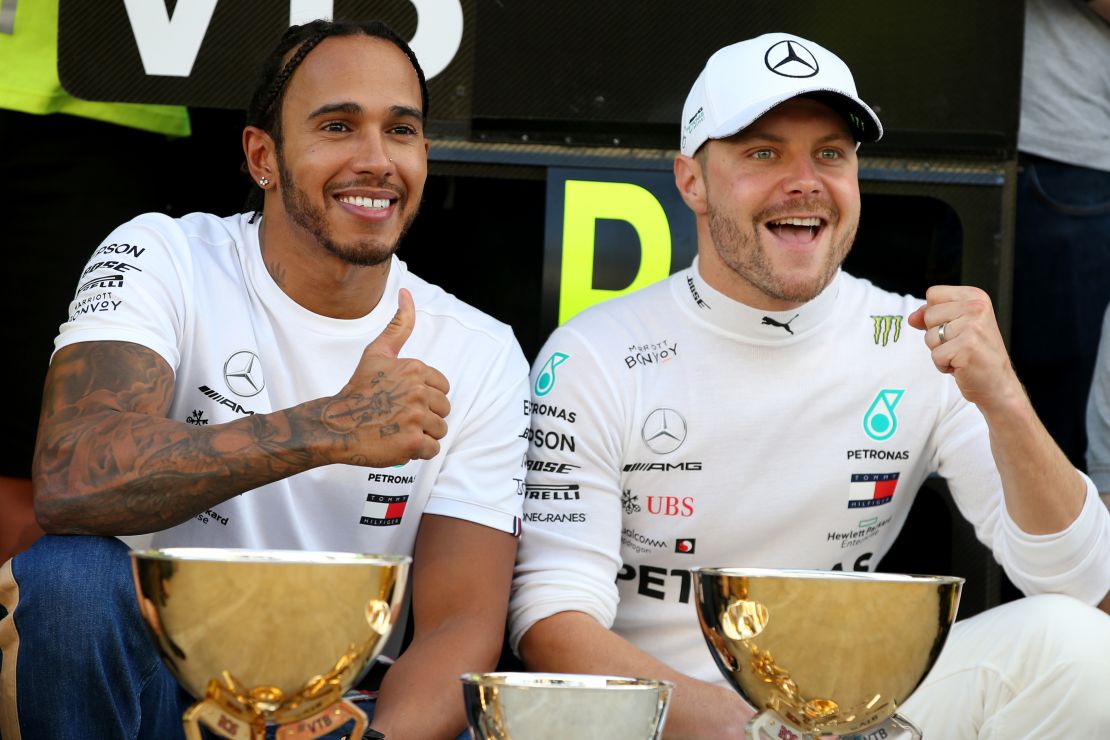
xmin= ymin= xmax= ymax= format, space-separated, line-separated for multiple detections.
xmin=322 ymin=389 xmax=399 ymax=433
xmin=35 ymin=342 xmax=322 ymax=533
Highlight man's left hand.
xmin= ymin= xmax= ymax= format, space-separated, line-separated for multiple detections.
xmin=907 ymin=285 xmax=1024 ymax=414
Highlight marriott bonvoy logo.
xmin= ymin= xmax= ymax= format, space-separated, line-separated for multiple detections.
xmin=625 ymin=341 xmax=678 ymax=369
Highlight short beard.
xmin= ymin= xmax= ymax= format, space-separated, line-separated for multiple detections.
xmin=276 ymin=152 xmax=418 ymax=267
xmin=707 ymin=197 xmax=855 ymax=305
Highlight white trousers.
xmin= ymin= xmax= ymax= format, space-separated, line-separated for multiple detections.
xmin=900 ymin=594 xmax=1110 ymax=738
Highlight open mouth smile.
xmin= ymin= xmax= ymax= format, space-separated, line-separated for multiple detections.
xmin=765 ymin=216 xmax=826 ymax=244
xmin=337 ymin=194 xmax=395 ymax=211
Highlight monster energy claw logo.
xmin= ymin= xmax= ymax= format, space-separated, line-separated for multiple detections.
xmin=864 ymin=389 xmax=904 ymax=441
xmin=534 ymin=352 xmax=569 ymax=397
xmin=871 ymin=315 xmax=903 ymax=346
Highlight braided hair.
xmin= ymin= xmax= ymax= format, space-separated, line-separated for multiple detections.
xmin=242 ymin=19 xmax=429 ymax=220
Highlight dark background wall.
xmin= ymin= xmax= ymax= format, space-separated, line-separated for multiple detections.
xmin=6 ymin=0 xmax=1026 ymax=611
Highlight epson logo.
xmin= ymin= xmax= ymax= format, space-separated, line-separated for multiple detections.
xmin=622 ymin=462 xmax=702 ymax=472
xmin=93 ymin=242 xmax=146 ymax=259
xmin=519 ymin=428 xmax=576 ymax=452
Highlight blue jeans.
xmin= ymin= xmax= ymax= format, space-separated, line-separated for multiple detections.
xmin=0 ymin=535 xmax=467 ymax=739
xmin=1011 ymin=153 xmax=1110 ymax=468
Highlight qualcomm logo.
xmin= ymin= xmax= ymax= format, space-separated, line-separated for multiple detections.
xmin=223 ymin=351 xmax=265 ymax=397
xmin=534 ymin=352 xmax=569 ymax=397
xmin=864 ymin=389 xmax=904 ymax=441
xmin=641 ymin=408 xmax=687 ymax=454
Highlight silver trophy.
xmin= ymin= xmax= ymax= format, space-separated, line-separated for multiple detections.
xmin=691 ymin=568 xmax=963 ymax=739
xmin=461 ymin=672 xmax=673 ymax=740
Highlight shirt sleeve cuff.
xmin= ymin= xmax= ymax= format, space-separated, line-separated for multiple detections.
xmin=997 ymin=473 xmax=1110 ymax=605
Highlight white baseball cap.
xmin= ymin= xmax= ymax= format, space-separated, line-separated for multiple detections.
xmin=680 ymin=32 xmax=883 ymax=156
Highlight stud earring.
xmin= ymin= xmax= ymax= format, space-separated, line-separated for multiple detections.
xmin=259 ymin=177 xmax=270 ymax=187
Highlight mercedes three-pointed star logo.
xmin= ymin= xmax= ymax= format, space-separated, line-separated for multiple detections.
xmin=223 ymin=350 xmax=265 ymax=397
xmin=764 ymin=39 xmax=819 ymax=79
xmin=641 ymin=408 xmax=688 ymax=455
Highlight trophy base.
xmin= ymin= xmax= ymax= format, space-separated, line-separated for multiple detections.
xmin=183 ymin=696 xmax=368 ymax=740
xmin=746 ymin=710 xmax=922 ymax=740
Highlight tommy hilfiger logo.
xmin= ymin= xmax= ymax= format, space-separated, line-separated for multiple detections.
xmin=762 ymin=314 xmax=799 ymax=335
xmin=848 ymin=473 xmax=899 ymax=509
xmin=360 ymin=494 xmax=408 ymax=526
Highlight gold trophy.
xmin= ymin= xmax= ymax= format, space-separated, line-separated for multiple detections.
xmin=691 ymin=568 xmax=962 ymax=739
xmin=131 ymin=548 xmax=409 ymax=740
xmin=461 ymin=672 xmax=673 ymax=740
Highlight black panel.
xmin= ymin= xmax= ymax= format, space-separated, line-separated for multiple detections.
xmin=59 ymin=1 xmax=1022 ymax=159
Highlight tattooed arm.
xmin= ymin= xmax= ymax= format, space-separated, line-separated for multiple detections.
xmin=33 ymin=289 xmax=450 ymax=535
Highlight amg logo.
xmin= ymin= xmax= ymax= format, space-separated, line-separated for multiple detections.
xmin=622 ymin=462 xmax=702 ymax=472
xmin=198 ymin=385 xmax=256 ymax=416
xmin=77 ymin=274 xmax=124 ymax=293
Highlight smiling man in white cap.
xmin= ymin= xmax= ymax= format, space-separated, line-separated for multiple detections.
xmin=510 ymin=32 xmax=1110 ymax=737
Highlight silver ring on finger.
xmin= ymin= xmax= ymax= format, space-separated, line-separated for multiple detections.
xmin=938 ymin=322 xmax=948 ymax=344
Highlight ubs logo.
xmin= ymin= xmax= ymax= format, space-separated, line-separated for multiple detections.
xmin=764 ymin=39 xmax=819 ymax=78
xmin=641 ymin=408 xmax=687 ymax=454
xmin=224 ymin=351 xmax=265 ymax=397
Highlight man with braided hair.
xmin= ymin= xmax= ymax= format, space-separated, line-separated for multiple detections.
xmin=0 ymin=20 xmax=528 ymax=740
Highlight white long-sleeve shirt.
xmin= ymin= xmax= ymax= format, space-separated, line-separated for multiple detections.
xmin=509 ymin=264 xmax=1110 ymax=686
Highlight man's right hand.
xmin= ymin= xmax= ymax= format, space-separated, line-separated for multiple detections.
xmin=321 ymin=288 xmax=450 ymax=467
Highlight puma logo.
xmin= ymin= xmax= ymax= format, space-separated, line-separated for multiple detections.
xmin=761 ymin=314 xmax=799 ymax=335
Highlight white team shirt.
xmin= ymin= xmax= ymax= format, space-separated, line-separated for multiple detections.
xmin=56 ymin=211 xmax=529 ymax=559
xmin=509 ymin=262 xmax=1110 ymax=686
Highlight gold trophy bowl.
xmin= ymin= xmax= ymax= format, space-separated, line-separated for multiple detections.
xmin=131 ymin=547 xmax=410 ymax=740
xmin=461 ymin=672 xmax=673 ymax=740
xmin=691 ymin=567 xmax=963 ymax=739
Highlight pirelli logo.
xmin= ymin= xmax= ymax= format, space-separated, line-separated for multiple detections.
xmin=871 ymin=315 xmax=903 ymax=346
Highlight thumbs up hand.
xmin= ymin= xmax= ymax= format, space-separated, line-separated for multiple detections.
xmin=321 ymin=289 xmax=451 ymax=466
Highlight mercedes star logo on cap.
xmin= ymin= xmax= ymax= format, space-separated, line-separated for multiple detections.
xmin=224 ymin=351 xmax=265 ymax=397
xmin=764 ymin=39 xmax=819 ymax=78
xmin=641 ymin=408 xmax=688 ymax=455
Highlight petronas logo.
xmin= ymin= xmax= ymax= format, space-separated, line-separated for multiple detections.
xmin=871 ymin=315 xmax=903 ymax=346
xmin=534 ymin=352 xmax=569 ymax=397
xmin=864 ymin=389 xmax=904 ymax=441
